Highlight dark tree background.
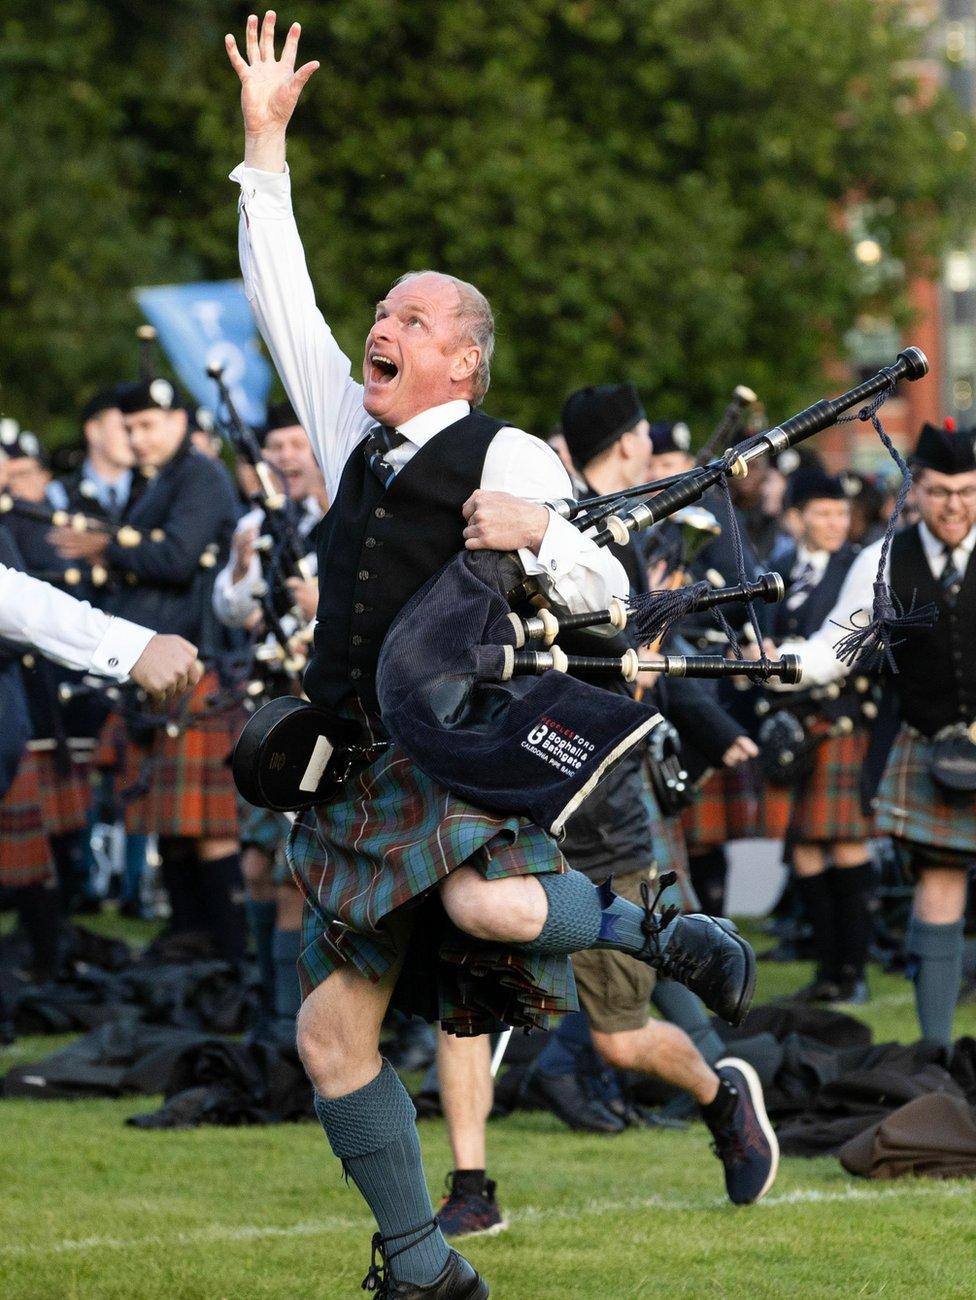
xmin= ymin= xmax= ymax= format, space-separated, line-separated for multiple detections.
xmin=1 ymin=0 xmax=973 ymax=444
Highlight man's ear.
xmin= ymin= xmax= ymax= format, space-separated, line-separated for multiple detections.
xmin=450 ymin=344 xmax=481 ymax=386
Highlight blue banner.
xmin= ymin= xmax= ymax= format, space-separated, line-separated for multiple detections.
xmin=135 ymin=281 xmax=271 ymax=429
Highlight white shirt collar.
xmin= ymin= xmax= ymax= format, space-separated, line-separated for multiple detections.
xmin=795 ymin=544 xmax=830 ymax=573
xmin=918 ymin=519 xmax=976 ymax=562
xmin=396 ymin=401 xmax=471 ymax=447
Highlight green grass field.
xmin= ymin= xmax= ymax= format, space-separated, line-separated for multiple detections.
xmin=2 ymin=919 xmax=975 ymax=1300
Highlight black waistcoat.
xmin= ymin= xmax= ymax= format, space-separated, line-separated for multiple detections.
xmin=303 ymin=409 xmax=507 ymax=718
xmin=889 ymin=525 xmax=976 ymax=735
xmin=773 ymin=543 xmax=859 ymax=641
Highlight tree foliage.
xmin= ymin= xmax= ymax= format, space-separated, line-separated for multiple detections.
xmin=1 ymin=0 xmax=973 ymax=444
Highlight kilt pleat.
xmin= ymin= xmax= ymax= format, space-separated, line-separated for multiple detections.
xmin=874 ymin=725 xmax=976 ymax=854
xmin=681 ymin=764 xmax=758 ymax=851
xmin=0 ymin=751 xmax=54 ymax=887
xmin=32 ymin=748 xmax=91 ymax=836
xmin=788 ymin=729 xmax=871 ymax=842
xmin=287 ymin=742 xmax=575 ymax=1035
xmin=121 ymin=673 xmax=241 ymax=839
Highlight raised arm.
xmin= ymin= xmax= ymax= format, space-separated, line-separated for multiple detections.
xmin=226 ymin=12 xmax=372 ymax=497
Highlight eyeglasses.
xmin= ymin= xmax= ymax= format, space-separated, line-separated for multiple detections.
xmin=919 ymin=485 xmax=976 ymax=503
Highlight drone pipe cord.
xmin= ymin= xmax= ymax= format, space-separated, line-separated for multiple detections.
xmin=694 ymin=384 xmax=760 ymax=467
xmin=499 ymin=646 xmax=801 ymax=685
xmin=576 ymin=349 xmax=928 ymax=549
xmin=506 ymin=572 xmax=784 ymax=649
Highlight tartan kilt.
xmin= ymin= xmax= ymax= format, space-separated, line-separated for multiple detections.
xmin=121 ymin=672 xmax=241 ymax=840
xmin=873 ymin=724 xmax=976 ymax=855
xmin=681 ymin=763 xmax=758 ymax=851
xmin=287 ymin=740 xmax=576 ymax=1037
xmin=651 ymin=810 xmax=689 ymax=881
xmin=31 ymin=747 xmax=91 ymax=836
xmin=0 ymin=751 xmax=55 ymax=887
xmin=788 ymin=728 xmax=871 ymax=843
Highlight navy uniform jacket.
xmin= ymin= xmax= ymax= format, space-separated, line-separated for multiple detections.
xmin=103 ymin=438 xmax=239 ymax=650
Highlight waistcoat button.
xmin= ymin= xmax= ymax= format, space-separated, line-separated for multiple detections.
xmin=350 ymin=668 xmax=362 ymax=680
xmin=374 ymin=507 xmax=386 ymax=519
xmin=365 ymin=537 xmax=377 ymax=548
xmin=358 ymin=569 xmax=371 ymax=581
xmin=354 ymin=603 xmax=365 ymax=615
xmin=352 ymin=635 xmax=363 ymax=646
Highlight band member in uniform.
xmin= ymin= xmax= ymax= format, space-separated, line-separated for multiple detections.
xmin=431 ymin=385 xmax=777 ymax=1238
xmin=774 ymin=422 xmax=976 ymax=1045
xmin=213 ymin=399 xmax=327 ymax=1021
xmin=62 ymin=389 xmax=143 ymax=526
xmin=226 ymin=17 xmax=755 ymax=1294
xmin=759 ymin=468 xmax=874 ymax=1003
xmin=50 ymin=377 xmax=245 ymax=962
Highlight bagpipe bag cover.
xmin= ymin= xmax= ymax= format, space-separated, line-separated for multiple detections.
xmin=376 ymin=550 xmax=662 ymax=835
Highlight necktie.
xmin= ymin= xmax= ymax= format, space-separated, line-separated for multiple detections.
xmin=363 ymin=425 xmax=407 ymax=490
xmin=941 ymin=543 xmax=963 ymax=604
xmin=106 ymin=484 xmax=120 ymax=521
xmin=785 ymin=559 xmax=816 ymax=610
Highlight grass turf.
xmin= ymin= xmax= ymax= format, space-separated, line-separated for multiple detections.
xmin=1 ymin=923 xmax=975 ymax=1299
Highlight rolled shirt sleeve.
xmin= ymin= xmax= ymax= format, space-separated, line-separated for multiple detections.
xmin=0 ymin=564 xmax=153 ymax=679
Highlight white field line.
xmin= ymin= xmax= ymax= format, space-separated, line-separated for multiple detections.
xmin=1 ymin=1180 xmax=973 ymax=1258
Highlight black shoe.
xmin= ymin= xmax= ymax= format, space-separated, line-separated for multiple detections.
xmin=362 ymin=1237 xmax=488 ymax=1298
xmin=531 ymin=1069 xmax=625 ymax=1134
xmin=707 ymin=1058 xmax=779 ymax=1206
xmin=785 ymin=972 xmax=844 ymax=1004
xmin=649 ymin=914 xmax=756 ymax=1026
xmin=436 ymin=1173 xmax=508 ymax=1239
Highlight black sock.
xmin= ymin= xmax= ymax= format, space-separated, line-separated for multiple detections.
xmin=18 ymin=881 xmax=62 ymax=979
xmin=689 ymin=848 xmax=728 ymax=916
xmin=451 ymin=1169 xmax=487 ymax=1198
xmin=796 ymin=872 xmax=837 ymax=980
xmin=700 ymin=1075 xmax=737 ymax=1128
xmin=158 ymin=836 xmax=200 ymax=933
xmin=831 ymin=862 xmax=873 ymax=982
xmin=198 ymin=853 xmax=247 ymax=964
xmin=50 ymin=832 xmax=84 ymax=912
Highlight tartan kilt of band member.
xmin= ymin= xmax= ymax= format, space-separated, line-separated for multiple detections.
xmin=31 ymin=746 xmax=91 ymax=836
xmin=680 ymin=763 xmax=758 ymax=851
xmin=754 ymin=728 xmax=872 ymax=843
xmin=286 ymin=740 xmax=576 ymax=1037
xmin=0 ymin=751 xmax=55 ymax=887
xmin=119 ymin=672 xmax=241 ymax=840
xmin=873 ymin=724 xmax=976 ymax=856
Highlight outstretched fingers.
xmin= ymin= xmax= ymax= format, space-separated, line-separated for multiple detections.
xmin=293 ymin=59 xmax=320 ymax=91
xmin=281 ymin=20 xmax=301 ymax=71
xmin=259 ymin=9 xmax=277 ymax=61
xmin=224 ymin=33 xmax=248 ymax=77
xmin=245 ymin=13 xmax=259 ymax=63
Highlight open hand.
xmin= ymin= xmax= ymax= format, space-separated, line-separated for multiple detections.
xmin=225 ymin=12 xmax=319 ymax=141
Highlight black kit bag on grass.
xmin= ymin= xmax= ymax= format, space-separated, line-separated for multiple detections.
xmin=376 ymin=550 xmax=662 ymax=836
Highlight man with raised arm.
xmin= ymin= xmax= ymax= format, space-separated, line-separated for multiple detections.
xmin=226 ymin=15 xmax=755 ymax=1296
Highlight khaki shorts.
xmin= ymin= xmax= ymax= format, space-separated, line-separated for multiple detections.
xmin=571 ymin=866 xmax=656 ymax=1035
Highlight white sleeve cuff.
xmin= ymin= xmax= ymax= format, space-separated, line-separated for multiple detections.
xmin=89 ymin=618 xmax=155 ymax=680
xmin=518 ymin=509 xmax=579 ymax=578
xmin=230 ymin=162 xmax=293 ymax=217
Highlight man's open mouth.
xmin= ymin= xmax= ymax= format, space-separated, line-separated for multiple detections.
xmin=369 ymin=352 xmax=399 ymax=385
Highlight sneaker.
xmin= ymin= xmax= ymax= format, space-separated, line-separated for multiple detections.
xmin=436 ymin=1174 xmax=508 ymax=1239
xmin=707 ymin=1058 xmax=779 ymax=1206
xmin=651 ymin=915 xmax=756 ymax=1026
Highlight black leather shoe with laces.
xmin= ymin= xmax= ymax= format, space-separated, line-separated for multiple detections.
xmin=647 ymin=913 xmax=756 ymax=1026
xmin=361 ymin=1225 xmax=488 ymax=1298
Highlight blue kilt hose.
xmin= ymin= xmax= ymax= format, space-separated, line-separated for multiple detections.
xmin=873 ymin=725 xmax=976 ymax=859
xmin=286 ymin=739 xmax=575 ymax=1036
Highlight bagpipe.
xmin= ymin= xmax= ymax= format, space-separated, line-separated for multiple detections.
xmin=754 ymin=676 xmax=880 ymax=786
xmin=207 ymin=362 xmax=313 ymax=683
xmin=234 ymin=349 xmax=930 ymax=829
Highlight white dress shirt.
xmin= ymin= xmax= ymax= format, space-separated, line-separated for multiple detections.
xmin=0 ymin=564 xmax=153 ymax=678
xmin=780 ymin=521 xmax=976 ymax=686
xmin=213 ymin=497 xmax=323 ymax=628
xmin=231 ymin=164 xmax=628 ymax=615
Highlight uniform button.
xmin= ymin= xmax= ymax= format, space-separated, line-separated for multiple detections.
xmin=350 ymin=668 xmax=362 ymax=680
xmin=354 ymin=603 xmax=365 ymax=615
xmin=365 ymin=537 xmax=377 ymax=548
xmin=352 ymin=635 xmax=363 ymax=646
xmin=374 ymin=507 xmax=386 ymax=519
xmin=358 ymin=569 xmax=371 ymax=581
